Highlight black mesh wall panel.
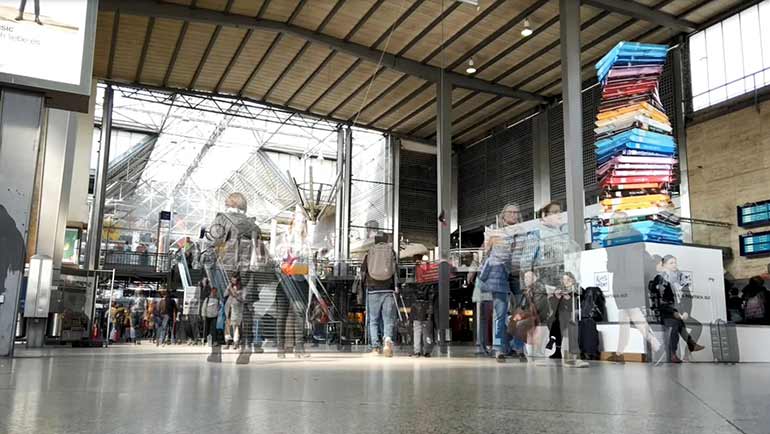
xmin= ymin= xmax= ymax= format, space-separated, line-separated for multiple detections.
xmin=548 ymin=103 xmax=566 ymax=204
xmin=399 ymin=150 xmax=437 ymax=246
xmin=458 ymin=119 xmax=534 ymax=230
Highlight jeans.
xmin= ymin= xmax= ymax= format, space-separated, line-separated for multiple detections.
xmin=413 ymin=320 xmax=433 ymax=354
xmin=204 ymin=316 xmax=219 ymax=346
xmin=476 ymin=301 xmax=492 ymax=352
xmin=130 ymin=312 xmax=143 ymax=340
xmin=158 ymin=314 xmax=172 ymax=344
xmin=551 ymin=297 xmax=578 ymax=355
xmin=492 ymin=292 xmax=509 ymax=354
xmin=367 ymin=291 xmax=396 ymax=350
xmin=252 ymin=318 xmax=263 ymax=347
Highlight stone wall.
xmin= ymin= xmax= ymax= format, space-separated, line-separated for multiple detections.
xmin=687 ymin=100 xmax=770 ymax=278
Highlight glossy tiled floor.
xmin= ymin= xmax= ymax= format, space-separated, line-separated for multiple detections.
xmin=0 ymin=346 xmax=767 ymax=434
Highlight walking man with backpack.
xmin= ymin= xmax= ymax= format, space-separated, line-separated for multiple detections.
xmin=361 ymin=233 xmax=399 ymax=357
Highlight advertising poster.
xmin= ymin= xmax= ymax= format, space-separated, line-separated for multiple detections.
xmin=183 ymin=286 xmax=199 ymax=315
xmin=0 ymin=0 xmax=88 ymax=85
xmin=62 ymin=227 xmax=79 ymax=265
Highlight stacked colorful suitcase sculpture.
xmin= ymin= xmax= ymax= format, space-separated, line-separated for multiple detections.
xmin=592 ymin=42 xmax=682 ymax=247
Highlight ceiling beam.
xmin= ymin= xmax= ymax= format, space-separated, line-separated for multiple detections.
xmin=100 ymin=0 xmax=546 ymax=103
xmin=583 ymin=0 xmax=696 ymax=33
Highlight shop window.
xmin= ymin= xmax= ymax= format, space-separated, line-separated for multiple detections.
xmin=689 ymin=1 xmax=770 ymax=111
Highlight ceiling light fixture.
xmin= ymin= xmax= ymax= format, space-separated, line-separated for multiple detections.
xmin=521 ymin=18 xmax=533 ymax=37
xmin=466 ymin=58 xmax=477 ymax=75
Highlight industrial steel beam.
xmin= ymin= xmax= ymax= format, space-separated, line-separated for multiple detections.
xmin=584 ymin=0 xmax=696 ymax=33
xmin=559 ymin=0 xmax=585 ymax=248
xmin=101 ymin=0 xmax=546 ymax=102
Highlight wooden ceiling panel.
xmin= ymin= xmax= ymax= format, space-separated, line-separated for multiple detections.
xmin=191 ymin=27 xmax=248 ymax=91
xmin=470 ymin=20 xmax=558 ymax=84
xmin=93 ymin=11 xmax=115 ymax=78
xmin=217 ymin=30 xmax=277 ymax=95
xmin=265 ymin=44 xmax=335 ymax=106
xmin=353 ymin=76 xmax=428 ymax=125
xmin=427 ymin=0 xmax=557 ymax=70
xmin=671 ymin=0 xmax=740 ymax=23
xmin=347 ymin=1 xmax=412 ymax=49
xmin=289 ymin=53 xmax=360 ymax=111
xmin=367 ymin=83 xmax=435 ymax=130
xmin=163 ymin=0 xmax=194 ymax=6
xmin=111 ymin=15 xmax=150 ymax=82
xmin=319 ymin=64 xmax=402 ymax=119
xmin=261 ymin=0 xmax=303 ymax=22
xmin=241 ymin=35 xmax=306 ymax=101
xmin=195 ymin=0 xmax=229 ymax=11
xmin=396 ymin=94 xmax=440 ymax=137
xmin=230 ymin=0 xmax=264 ymax=17
xmin=386 ymin=1 xmax=445 ymax=55
xmin=292 ymin=0 xmax=339 ymax=32
xmin=580 ymin=9 xmax=629 ymax=43
xmin=448 ymin=92 xmax=503 ymax=133
xmin=165 ymin=23 xmax=216 ymax=89
xmin=139 ymin=18 xmax=184 ymax=86
xmin=456 ymin=3 xmax=556 ymax=77
xmin=458 ymin=101 xmax=539 ymax=144
xmin=396 ymin=3 xmax=471 ymax=63
xmin=320 ymin=0 xmax=379 ymax=41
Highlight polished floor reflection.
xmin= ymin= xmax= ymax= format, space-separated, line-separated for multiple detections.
xmin=0 ymin=348 xmax=766 ymax=434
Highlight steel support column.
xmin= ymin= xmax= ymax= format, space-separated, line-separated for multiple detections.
xmin=436 ymin=77 xmax=452 ymax=346
xmin=391 ymin=135 xmax=400 ymax=256
xmin=672 ymin=40 xmax=692 ymax=242
xmin=0 ymin=88 xmax=45 ymax=357
xmin=559 ymin=0 xmax=585 ymax=248
xmin=35 ymin=109 xmax=79 ymax=276
xmin=340 ymin=126 xmax=353 ymax=262
xmin=84 ymin=85 xmax=114 ymax=322
xmin=532 ymin=110 xmax=551 ymax=211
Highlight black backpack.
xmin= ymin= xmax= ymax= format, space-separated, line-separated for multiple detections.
xmin=580 ymin=287 xmax=606 ymax=322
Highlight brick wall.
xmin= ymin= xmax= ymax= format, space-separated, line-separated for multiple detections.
xmin=687 ymin=100 xmax=770 ymax=278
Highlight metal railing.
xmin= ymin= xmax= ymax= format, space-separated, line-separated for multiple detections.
xmin=102 ymin=250 xmax=172 ymax=273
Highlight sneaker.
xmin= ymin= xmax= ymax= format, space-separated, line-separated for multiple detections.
xmin=495 ymin=352 xmax=505 ymax=363
xmin=366 ymin=348 xmax=381 ymax=357
xmin=689 ymin=343 xmax=705 ymax=352
xmin=207 ymin=347 xmax=222 ymax=363
xmin=236 ymin=348 xmax=251 ymax=365
xmin=35 ymin=17 xmax=42 ymax=25
xmin=14 ymin=14 xmax=22 ymax=21
xmin=382 ymin=338 xmax=394 ymax=358
xmin=571 ymin=359 xmax=590 ymax=368
xmin=545 ymin=336 xmax=556 ymax=351
xmin=607 ymin=353 xmax=625 ymax=364
xmin=422 ymin=352 xmax=431 ymax=358
xmin=411 ymin=352 xmax=422 ymax=358
xmin=670 ymin=355 xmax=683 ymax=364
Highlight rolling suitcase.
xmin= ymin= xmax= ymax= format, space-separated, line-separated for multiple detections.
xmin=710 ymin=319 xmax=739 ymax=363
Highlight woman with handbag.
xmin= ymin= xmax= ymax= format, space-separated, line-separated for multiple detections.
xmin=478 ymin=204 xmax=521 ymax=363
xmin=508 ymin=270 xmax=550 ymax=363
xmin=550 ymin=272 xmax=589 ymax=367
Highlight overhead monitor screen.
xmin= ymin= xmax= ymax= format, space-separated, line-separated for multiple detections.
xmin=0 ymin=0 xmax=95 ymax=110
